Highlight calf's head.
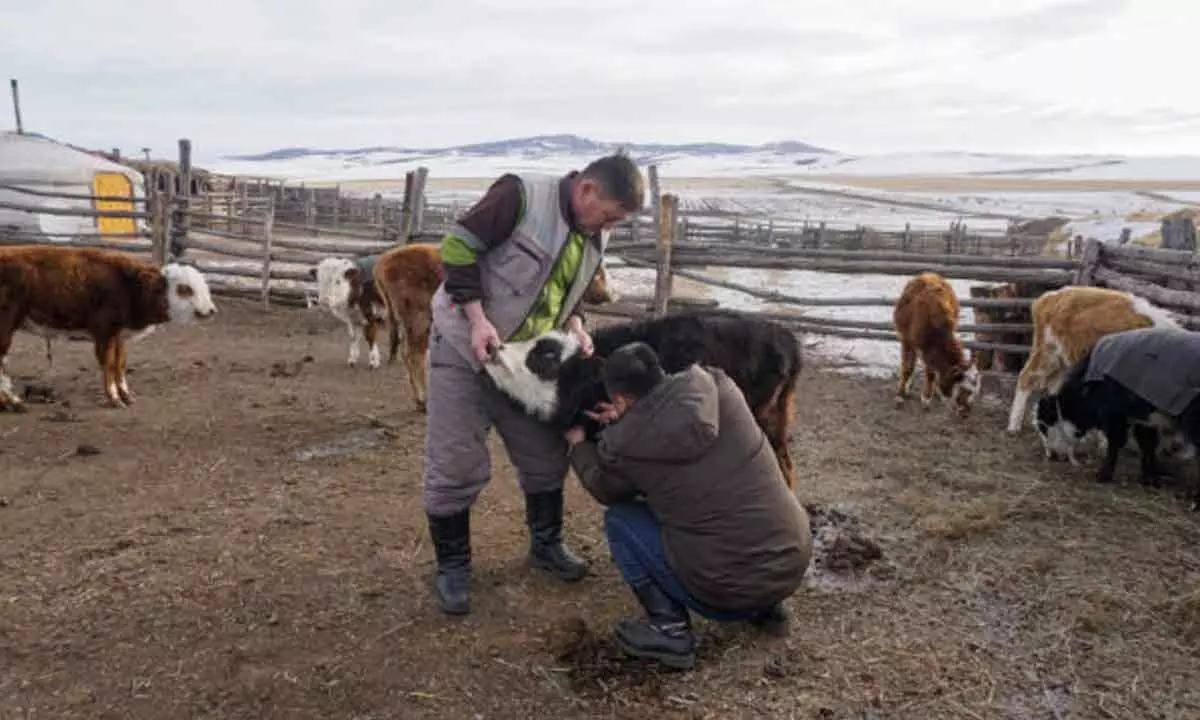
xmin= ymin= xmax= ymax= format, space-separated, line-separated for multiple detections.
xmin=310 ymin=257 xmax=362 ymax=310
xmin=483 ymin=330 xmax=606 ymax=430
xmin=162 ymin=263 xmax=217 ymax=322
xmin=940 ymin=361 xmax=981 ymax=418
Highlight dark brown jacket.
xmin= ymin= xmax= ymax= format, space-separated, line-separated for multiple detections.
xmin=570 ymin=364 xmax=812 ymax=611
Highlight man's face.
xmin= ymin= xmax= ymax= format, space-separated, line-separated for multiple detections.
xmin=572 ymin=178 xmax=631 ymax=233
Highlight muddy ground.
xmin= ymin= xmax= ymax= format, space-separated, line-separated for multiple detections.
xmin=2 ymin=296 xmax=1199 ymax=719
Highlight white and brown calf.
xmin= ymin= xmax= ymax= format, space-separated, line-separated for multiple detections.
xmin=310 ymin=256 xmax=389 ymax=369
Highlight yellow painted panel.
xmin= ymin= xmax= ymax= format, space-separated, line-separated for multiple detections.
xmin=93 ymin=172 xmax=136 ymax=236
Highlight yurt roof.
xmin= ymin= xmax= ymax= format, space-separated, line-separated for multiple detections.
xmin=0 ymin=131 xmax=144 ymax=188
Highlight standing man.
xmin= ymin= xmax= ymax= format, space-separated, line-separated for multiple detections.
xmin=424 ymin=152 xmax=645 ymax=615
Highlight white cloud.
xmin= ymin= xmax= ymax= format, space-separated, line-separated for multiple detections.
xmin=1 ymin=0 xmax=1195 ymax=160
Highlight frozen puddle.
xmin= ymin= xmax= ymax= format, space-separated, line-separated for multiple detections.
xmin=294 ymin=427 xmax=392 ymax=462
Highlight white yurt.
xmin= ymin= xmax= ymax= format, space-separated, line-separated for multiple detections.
xmin=0 ymin=130 xmax=148 ymax=241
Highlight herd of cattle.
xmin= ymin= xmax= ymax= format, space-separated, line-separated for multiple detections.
xmin=0 ymin=243 xmax=1197 ymax=512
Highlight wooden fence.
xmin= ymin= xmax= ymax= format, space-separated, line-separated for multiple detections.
xmin=3 ymin=155 xmax=1199 ymax=377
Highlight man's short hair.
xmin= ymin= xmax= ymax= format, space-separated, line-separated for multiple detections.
xmin=602 ymin=341 xmax=666 ymax=400
xmin=581 ymin=151 xmax=645 ymax=213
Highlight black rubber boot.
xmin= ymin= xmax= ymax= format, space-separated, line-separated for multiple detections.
xmin=615 ymin=580 xmax=696 ymax=671
xmin=749 ymin=602 xmax=792 ymax=638
xmin=525 ymin=490 xmax=588 ymax=582
xmin=427 ymin=509 xmax=471 ymax=615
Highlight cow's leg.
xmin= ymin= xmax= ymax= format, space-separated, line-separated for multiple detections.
xmin=1131 ymin=424 xmax=1162 ymax=488
xmin=1007 ymin=348 xmax=1049 ymax=434
xmin=404 ymin=307 xmax=432 ymax=412
xmin=44 ymin=337 xmax=53 ymax=369
xmin=895 ymin=341 xmax=916 ymax=404
xmin=94 ymin=335 xmax=124 ymax=408
xmin=1096 ymin=416 xmax=1130 ymax=485
xmin=388 ymin=319 xmax=402 ymax=365
xmin=115 ymin=338 xmax=134 ymax=405
xmin=920 ymin=364 xmax=937 ymax=409
xmin=347 ymin=322 xmax=362 ymax=367
xmin=364 ymin=318 xmax=382 ymax=370
xmin=775 ymin=382 xmax=798 ymax=491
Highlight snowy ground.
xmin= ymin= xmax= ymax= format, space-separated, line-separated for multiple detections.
xmin=209 ymin=147 xmax=1200 ymax=381
xmin=604 ymin=262 xmax=982 ymax=380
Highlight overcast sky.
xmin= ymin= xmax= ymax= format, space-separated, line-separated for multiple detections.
xmin=2 ymin=0 xmax=1192 ymax=160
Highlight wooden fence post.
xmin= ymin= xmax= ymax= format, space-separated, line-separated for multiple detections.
xmin=399 ymin=170 xmax=414 ymax=241
xmin=648 ymin=164 xmax=661 ymax=241
xmin=172 ymin=138 xmax=192 ymax=259
xmin=1075 ymin=238 xmax=1101 ymax=285
xmin=261 ymin=198 xmax=275 ymax=307
xmin=10 ymin=78 xmax=23 ymax=134
xmin=303 ymin=187 xmax=316 ymax=233
xmin=410 ymin=166 xmax=428 ymax=241
xmin=652 ymin=193 xmax=678 ymax=317
xmin=150 ymin=192 xmax=168 ymax=265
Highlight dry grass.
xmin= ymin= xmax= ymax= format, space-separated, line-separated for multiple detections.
xmin=1 ymin=299 xmax=1198 ymax=719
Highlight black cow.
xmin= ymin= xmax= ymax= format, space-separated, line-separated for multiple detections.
xmin=1034 ymin=327 xmax=1200 ymax=511
xmin=482 ymin=309 xmax=803 ymax=490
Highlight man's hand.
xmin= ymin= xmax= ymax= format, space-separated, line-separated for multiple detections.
xmin=563 ymin=426 xmax=586 ymax=446
xmin=464 ymin=301 xmax=501 ymax=364
xmin=585 ymin=401 xmax=621 ymax=425
xmin=565 ymin=315 xmax=593 ymax=357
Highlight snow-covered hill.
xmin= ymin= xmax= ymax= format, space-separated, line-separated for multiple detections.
xmin=206 ymin=133 xmax=1200 ymax=183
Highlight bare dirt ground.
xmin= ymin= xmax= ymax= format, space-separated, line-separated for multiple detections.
xmin=2 ymin=297 xmax=1199 ymax=719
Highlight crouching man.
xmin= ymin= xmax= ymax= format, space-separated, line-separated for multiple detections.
xmin=564 ymin=342 xmax=813 ymax=670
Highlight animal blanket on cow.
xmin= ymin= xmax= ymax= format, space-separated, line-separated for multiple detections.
xmin=1082 ymin=327 xmax=1200 ymax=417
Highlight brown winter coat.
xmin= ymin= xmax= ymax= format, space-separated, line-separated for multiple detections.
xmin=569 ymin=364 xmax=812 ymax=611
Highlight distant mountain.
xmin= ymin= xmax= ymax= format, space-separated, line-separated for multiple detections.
xmin=222 ymin=133 xmax=834 ymax=162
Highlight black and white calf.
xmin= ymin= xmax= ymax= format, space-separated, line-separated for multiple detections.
xmin=482 ymin=309 xmax=804 ymax=489
xmin=1034 ymin=326 xmax=1200 ymax=511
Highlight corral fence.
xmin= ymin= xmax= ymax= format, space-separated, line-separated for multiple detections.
xmin=3 ymin=137 xmax=1198 ymax=378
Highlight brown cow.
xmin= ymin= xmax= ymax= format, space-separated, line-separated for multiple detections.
xmin=893 ymin=271 xmax=981 ymax=417
xmin=1006 ymin=285 xmax=1181 ymax=435
xmin=0 ymin=245 xmax=217 ymax=410
xmin=373 ymin=243 xmax=445 ymax=412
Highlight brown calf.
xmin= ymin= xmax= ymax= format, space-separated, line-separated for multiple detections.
xmin=373 ymin=243 xmax=445 ymax=412
xmin=0 ymin=246 xmax=217 ymax=410
xmin=893 ymin=272 xmax=981 ymax=417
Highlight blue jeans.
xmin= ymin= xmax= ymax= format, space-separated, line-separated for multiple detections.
xmin=603 ymin=500 xmax=765 ymax=623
